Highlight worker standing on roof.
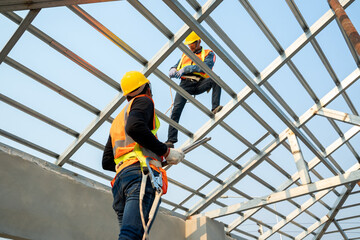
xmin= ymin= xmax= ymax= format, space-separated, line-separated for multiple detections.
xmin=102 ymin=71 xmax=185 ymax=240
xmin=166 ymin=31 xmax=222 ymax=148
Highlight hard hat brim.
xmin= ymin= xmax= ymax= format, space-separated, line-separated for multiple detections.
xmin=184 ymin=39 xmax=197 ymax=45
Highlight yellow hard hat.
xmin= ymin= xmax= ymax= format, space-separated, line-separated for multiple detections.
xmin=184 ymin=31 xmax=201 ymax=45
xmin=120 ymin=71 xmax=150 ymax=96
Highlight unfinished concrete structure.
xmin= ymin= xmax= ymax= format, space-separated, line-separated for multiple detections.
xmin=1 ymin=0 xmax=360 ymax=239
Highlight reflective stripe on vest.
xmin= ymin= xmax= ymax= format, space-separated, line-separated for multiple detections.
xmin=176 ymin=48 xmax=214 ymax=78
xmin=110 ymin=94 xmax=162 ymax=165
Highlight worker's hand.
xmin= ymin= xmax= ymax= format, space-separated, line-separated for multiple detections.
xmin=165 ymin=148 xmax=185 ymax=165
xmin=169 ymin=68 xmax=177 ymax=78
xmin=175 ymin=68 xmax=185 ymax=78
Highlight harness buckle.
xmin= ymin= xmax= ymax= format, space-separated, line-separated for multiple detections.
xmin=146 ymin=158 xmax=163 ymax=192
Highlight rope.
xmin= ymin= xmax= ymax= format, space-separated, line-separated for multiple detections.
xmin=139 ymin=173 xmax=148 ymax=230
xmin=142 ymin=190 xmax=162 ymax=240
xmin=165 ymin=86 xmax=174 ymax=117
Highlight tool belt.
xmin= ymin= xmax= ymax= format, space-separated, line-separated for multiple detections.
xmin=182 ymin=75 xmax=202 ymax=82
xmin=115 ymin=158 xmax=162 ymax=173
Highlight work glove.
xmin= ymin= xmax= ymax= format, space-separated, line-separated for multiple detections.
xmin=175 ymin=68 xmax=185 ymax=78
xmin=165 ymin=148 xmax=185 ymax=165
xmin=169 ymin=68 xmax=177 ymax=78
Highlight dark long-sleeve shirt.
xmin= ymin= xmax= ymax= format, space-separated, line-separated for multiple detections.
xmin=171 ymin=47 xmax=215 ymax=76
xmin=102 ymin=96 xmax=168 ymax=172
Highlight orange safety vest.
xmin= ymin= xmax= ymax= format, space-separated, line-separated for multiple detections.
xmin=177 ymin=48 xmax=215 ymax=79
xmin=110 ymin=94 xmax=168 ymax=194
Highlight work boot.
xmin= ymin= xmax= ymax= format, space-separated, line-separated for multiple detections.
xmin=165 ymin=141 xmax=175 ymax=148
xmin=212 ymin=105 xmax=223 ymax=114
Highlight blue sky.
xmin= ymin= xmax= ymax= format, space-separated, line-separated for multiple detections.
xmin=1 ymin=0 xmax=360 ymax=239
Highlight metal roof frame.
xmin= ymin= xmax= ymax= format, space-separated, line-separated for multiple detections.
xmin=1 ymin=0 xmax=359 ymax=239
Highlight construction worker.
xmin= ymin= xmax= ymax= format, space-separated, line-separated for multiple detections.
xmin=166 ymin=31 xmax=222 ymax=147
xmin=102 ymin=71 xmax=185 ymax=240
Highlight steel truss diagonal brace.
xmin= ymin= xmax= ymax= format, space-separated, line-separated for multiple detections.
xmin=260 ymin=189 xmax=330 ymax=240
xmin=287 ymin=129 xmax=311 ymax=184
xmin=259 ymin=163 xmax=359 ymax=240
xmin=316 ymin=108 xmax=360 ymax=126
xmin=296 ymin=215 xmax=330 ymax=240
xmin=227 ymin=124 xmax=360 ymax=233
xmin=191 ymin=165 xmax=360 ymax=219
xmin=303 ymin=184 xmax=356 ymax=240
xmin=333 ymin=220 xmax=349 ymax=239
xmin=0 ymin=9 xmax=40 ymax=64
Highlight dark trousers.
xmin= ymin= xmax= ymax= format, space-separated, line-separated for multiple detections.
xmin=112 ymin=162 xmax=161 ymax=240
xmin=167 ymin=77 xmax=221 ymax=143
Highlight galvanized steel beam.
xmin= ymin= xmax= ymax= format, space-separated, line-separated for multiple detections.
xmin=341 ymin=202 xmax=360 ymax=209
xmin=325 ymin=225 xmax=360 ymax=235
xmin=296 ymin=215 xmax=330 ymax=240
xmin=0 ymin=9 xmax=40 ymax=64
xmin=287 ymin=130 xmax=312 ymax=184
xmin=260 ymin=189 xmax=331 ymax=240
xmin=191 ymin=165 xmax=360 ymax=219
xmin=68 ymin=5 xmax=147 ymax=66
xmin=312 ymin=183 xmax=356 ymax=239
xmin=0 ymin=0 xmax=119 ymax=12
xmin=334 ymin=219 xmax=350 ymax=240
xmin=316 ymin=108 xmax=360 ymax=126
xmin=337 ymin=214 xmax=360 ymax=222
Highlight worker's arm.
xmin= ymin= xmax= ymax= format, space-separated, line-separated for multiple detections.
xmin=102 ymin=135 xmax=116 ymax=172
xmin=169 ymin=59 xmax=180 ymax=78
xmin=125 ymin=97 xmax=168 ymax=157
xmin=181 ymin=50 xmax=215 ymax=75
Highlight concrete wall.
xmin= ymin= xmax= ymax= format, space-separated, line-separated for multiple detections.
xmin=0 ymin=143 xmax=238 ymax=240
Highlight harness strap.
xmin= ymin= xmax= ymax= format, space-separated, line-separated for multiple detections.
xmin=140 ymin=158 xmax=163 ymax=240
xmin=139 ymin=173 xmax=148 ymax=231
xmin=142 ymin=190 xmax=162 ymax=240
